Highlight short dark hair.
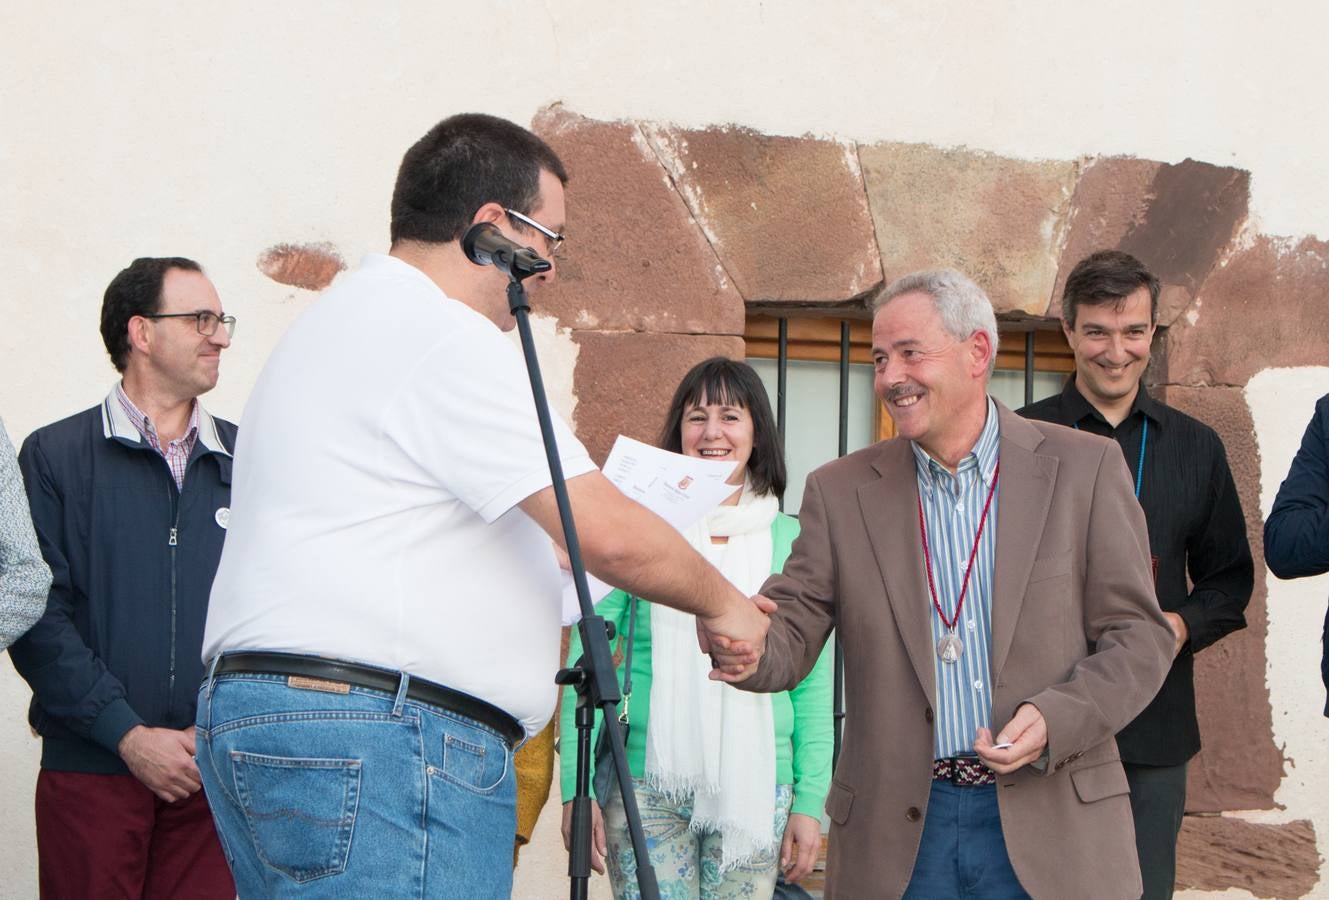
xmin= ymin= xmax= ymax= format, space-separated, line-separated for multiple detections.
xmin=100 ymin=257 xmax=203 ymax=372
xmin=658 ymin=357 xmax=787 ymax=500
xmin=1061 ymin=250 xmax=1161 ymax=329
xmin=390 ymin=113 xmax=568 ymax=246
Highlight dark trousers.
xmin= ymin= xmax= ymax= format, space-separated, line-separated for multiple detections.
xmin=1123 ymin=761 xmax=1188 ymax=900
xmin=35 ymin=769 xmax=234 ymax=900
xmin=902 ymin=780 xmax=1030 ymax=899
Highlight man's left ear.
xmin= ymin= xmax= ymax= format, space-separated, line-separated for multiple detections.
xmin=471 ymin=202 xmax=506 ymax=227
xmin=971 ymin=330 xmax=995 ymax=376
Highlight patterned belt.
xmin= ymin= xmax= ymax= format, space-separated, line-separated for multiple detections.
xmin=933 ymin=756 xmax=997 ymax=786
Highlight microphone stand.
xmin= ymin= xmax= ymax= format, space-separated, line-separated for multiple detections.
xmin=504 ymin=275 xmax=660 ymax=900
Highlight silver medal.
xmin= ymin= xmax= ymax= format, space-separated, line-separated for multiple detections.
xmin=937 ymin=632 xmax=964 ymax=663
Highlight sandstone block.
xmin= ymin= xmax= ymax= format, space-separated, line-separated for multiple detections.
xmin=859 ymin=142 xmax=1079 ymax=315
xmin=532 ymin=106 xmax=745 ymax=336
xmin=641 ymin=123 xmax=881 ymax=304
xmin=570 ymin=331 xmax=745 ymax=464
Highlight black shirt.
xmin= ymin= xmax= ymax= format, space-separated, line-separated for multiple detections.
xmin=1020 ymin=378 xmax=1253 ymax=765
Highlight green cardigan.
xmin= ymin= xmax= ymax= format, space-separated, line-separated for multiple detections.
xmin=558 ymin=512 xmax=834 ymax=820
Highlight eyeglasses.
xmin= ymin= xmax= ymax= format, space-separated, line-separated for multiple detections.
xmin=504 ymin=208 xmax=565 ymax=258
xmin=143 ymin=310 xmax=237 ymax=338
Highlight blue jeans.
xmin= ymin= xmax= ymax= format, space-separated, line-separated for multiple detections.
xmin=902 ymin=780 xmax=1030 ymax=900
xmin=196 ymin=669 xmax=516 ymax=899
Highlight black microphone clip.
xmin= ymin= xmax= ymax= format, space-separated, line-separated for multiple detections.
xmin=461 ymin=222 xmax=552 ymax=281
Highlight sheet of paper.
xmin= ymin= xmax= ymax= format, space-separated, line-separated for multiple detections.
xmin=560 ymin=435 xmax=739 ymax=624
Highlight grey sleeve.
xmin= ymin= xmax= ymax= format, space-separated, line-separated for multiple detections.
xmin=0 ymin=420 xmax=51 ymax=650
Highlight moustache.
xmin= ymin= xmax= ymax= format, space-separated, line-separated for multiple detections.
xmin=885 ymin=383 xmax=925 ymax=403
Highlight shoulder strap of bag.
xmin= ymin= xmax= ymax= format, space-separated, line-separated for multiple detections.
xmin=619 ymin=596 xmax=638 ymax=723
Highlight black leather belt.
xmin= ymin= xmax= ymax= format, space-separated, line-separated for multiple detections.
xmin=213 ymin=651 xmax=524 ymax=749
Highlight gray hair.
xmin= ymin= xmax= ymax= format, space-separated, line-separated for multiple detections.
xmin=871 ymin=268 xmax=999 ymax=378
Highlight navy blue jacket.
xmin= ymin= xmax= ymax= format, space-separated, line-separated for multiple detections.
xmin=1264 ymin=393 xmax=1329 ymax=716
xmin=10 ymin=395 xmax=235 ymax=773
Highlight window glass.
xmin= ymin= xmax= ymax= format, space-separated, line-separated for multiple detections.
xmin=988 ymin=369 xmax=1066 ymax=411
xmin=748 ymin=358 xmax=876 ymax=515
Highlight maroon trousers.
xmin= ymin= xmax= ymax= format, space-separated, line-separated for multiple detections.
xmin=35 ymin=770 xmax=234 ymax=900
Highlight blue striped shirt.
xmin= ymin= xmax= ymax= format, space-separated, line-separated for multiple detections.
xmin=911 ymin=397 xmax=1001 ymax=760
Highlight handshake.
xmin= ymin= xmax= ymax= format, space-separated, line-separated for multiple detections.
xmin=695 ymin=593 xmax=780 ymax=683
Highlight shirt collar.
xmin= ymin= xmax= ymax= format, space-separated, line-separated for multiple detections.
xmin=114 ymin=383 xmax=185 ymax=444
xmin=911 ymin=396 xmax=1001 ymax=488
xmin=1061 ymin=374 xmax=1163 ymax=429
xmin=102 ymin=385 xmax=230 ymax=457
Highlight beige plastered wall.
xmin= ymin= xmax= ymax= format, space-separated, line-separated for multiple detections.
xmin=2 ymin=2 xmax=1327 ymax=897
xmin=1235 ymin=368 xmax=1329 ymax=900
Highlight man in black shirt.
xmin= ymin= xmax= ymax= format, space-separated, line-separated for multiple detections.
xmin=1020 ymin=250 xmax=1253 ymax=900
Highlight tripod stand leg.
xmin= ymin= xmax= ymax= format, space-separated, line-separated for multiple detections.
xmin=567 ymin=690 xmax=594 ymax=899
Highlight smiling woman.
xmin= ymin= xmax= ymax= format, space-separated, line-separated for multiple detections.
xmin=559 ymin=357 xmax=834 ymax=899
xmin=680 ymin=401 xmax=754 ymax=494
xmin=662 ymin=358 xmax=782 ymax=505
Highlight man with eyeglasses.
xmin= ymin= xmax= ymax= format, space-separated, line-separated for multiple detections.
xmin=197 ymin=112 xmax=772 ymax=897
xmin=11 ymin=257 xmax=237 ymax=899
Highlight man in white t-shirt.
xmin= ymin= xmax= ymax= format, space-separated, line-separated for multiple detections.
xmin=195 ymin=113 xmax=770 ymax=898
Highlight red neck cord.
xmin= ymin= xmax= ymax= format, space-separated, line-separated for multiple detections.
xmin=917 ymin=460 xmax=1000 ymax=632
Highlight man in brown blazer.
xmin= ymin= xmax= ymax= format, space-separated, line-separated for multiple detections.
xmin=727 ymin=269 xmax=1174 ymax=899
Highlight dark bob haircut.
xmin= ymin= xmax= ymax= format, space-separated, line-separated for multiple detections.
xmin=1062 ymin=250 xmax=1161 ymax=329
xmin=100 ymin=256 xmax=203 ymax=373
xmin=658 ymin=357 xmax=786 ymax=500
xmin=390 ymin=112 xmax=568 ymax=246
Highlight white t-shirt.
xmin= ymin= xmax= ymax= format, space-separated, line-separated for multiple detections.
xmin=203 ymin=254 xmax=595 ymax=736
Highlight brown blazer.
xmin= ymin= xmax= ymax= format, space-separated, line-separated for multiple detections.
xmin=744 ymin=402 xmax=1173 ymax=900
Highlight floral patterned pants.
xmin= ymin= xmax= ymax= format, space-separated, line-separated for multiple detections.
xmin=601 ymin=778 xmax=793 ymax=900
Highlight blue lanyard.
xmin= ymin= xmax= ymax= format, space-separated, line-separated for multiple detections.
xmin=1076 ymin=418 xmax=1147 ymax=499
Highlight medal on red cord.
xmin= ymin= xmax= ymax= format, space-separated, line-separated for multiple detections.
xmin=917 ymin=460 xmax=1000 ymax=663
xmin=936 ymin=633 xmax=964 ymax=663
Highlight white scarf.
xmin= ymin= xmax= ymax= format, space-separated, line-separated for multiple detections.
xmin=645 ymin=484 xmax=778 ymax=872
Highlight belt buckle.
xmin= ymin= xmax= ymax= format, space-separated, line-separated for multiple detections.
xmin=945 ymin=756 xmax=990 ymax=786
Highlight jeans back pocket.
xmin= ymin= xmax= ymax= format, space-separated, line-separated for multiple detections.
xmin=232 ymin=751 xmax=362 ymax=883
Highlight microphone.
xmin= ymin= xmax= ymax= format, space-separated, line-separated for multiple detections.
xmin=461 ymin=222 xmax=552 ymax=280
